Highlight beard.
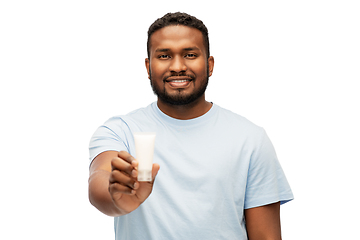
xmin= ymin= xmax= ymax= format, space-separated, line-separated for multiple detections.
xmin=150 ymin=68 xmax=209 ymax=106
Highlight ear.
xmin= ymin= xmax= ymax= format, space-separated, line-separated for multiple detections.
xmin=208 ymin=56 xmax=214 ymax=77
xmin=145 ymin=58 xmax=150 ymax=79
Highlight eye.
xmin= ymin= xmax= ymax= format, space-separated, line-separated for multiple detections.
xmin=185 ymin=53 xmax=197 ymax=59
xmin=158 ymin=54 xmax=170 ymax=59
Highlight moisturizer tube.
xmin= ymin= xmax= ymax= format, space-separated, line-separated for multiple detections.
xmin=133 ymin=132 xmax=156 ymax=182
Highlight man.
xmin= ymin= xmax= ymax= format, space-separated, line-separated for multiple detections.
xmin=89 ymin=12 xmax=293 ymax=239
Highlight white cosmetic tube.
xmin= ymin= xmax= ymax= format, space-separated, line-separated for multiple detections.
xmin=133 ymin=132 xmax=156 ymax=182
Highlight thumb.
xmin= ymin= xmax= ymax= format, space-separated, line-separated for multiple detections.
xmin=151 ymin=163 xmax=160 ymax=182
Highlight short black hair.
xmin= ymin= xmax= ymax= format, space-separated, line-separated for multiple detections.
xmin=147 ymin=12 xmax=210 ymax=59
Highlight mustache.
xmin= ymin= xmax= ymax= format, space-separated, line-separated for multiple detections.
xmin=163 ymin=73 xmax=195 ymax=81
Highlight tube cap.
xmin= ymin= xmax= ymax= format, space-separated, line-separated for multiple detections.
xmin=137 ymin=170 xmax=152 ymax=182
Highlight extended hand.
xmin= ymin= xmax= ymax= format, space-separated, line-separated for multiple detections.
xmin=108 ymin=151 xmax=160 ymax=214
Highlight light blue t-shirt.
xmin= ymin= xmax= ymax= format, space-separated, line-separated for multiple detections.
xmin=89 ymin=102 xmax=293 ymax=240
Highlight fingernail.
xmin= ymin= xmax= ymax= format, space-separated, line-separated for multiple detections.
xmin=132 ymin=161 xmax=138 ymax=169
xmin=131 ymin=169 xmax=137 ymax=177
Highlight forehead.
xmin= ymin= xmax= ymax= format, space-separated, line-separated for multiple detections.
xmin=149 ymin=25 xmax=205 ymax=53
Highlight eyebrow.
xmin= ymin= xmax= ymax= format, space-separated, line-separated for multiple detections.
xmin=183 ymin=47 xmax=200 ymax=51
xmin=155 ymin=48 xmax=170 ymax=53
xmin=155 ymin=47 xmax=201 ymax=53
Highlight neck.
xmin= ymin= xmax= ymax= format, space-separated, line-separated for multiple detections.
xmin=157 ymin=96 xmax=212 ymax=120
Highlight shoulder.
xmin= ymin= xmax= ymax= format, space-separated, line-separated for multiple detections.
xmin=97 ymin=103 xmax=159 ymax=136
xmin=215 ymin=104 xmax=265 ymax=136
xmin=104 ymin=103 xmax=155 ymax=126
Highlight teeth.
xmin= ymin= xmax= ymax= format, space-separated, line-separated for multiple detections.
xmin=171 ymin=80 xmax=188 ymax=83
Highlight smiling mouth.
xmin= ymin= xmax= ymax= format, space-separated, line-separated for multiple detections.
xmin=168 ymin=80 xmax=189 ymax=83
xmin=165 ymin=79 xmax=192 ymax=88
xmin=163 ymin=74 xmax=194 ymax=88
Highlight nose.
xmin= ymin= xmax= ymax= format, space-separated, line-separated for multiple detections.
xmin=169 ymin=55 xmax=187 ymax=73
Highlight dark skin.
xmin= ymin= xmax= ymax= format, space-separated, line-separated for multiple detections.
xmin=245 ymin=202 xmax=282 ymax=240
xmin=89 ymin=150 xmax=160 ymax=216
xmin=146 ymin=25 xmax=214 ymax=120
xmin=88 ymin=25 xmax=282 ymax=239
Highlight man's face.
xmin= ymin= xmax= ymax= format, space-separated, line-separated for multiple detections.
xmin=146 ymin=25 xmax=214 ymax=106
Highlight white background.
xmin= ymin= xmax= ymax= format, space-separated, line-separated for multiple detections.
xmin=1 ymin=1 xmax=359 ymax=239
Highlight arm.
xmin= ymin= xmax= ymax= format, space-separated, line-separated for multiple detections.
xmin=88 ymin=150 xmax=160 ymax=217
xmin=244 ymin=201 xmax=282 ymax=240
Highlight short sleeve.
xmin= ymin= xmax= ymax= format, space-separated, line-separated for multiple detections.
xmin=89 ymin=116 xmax=131 ymax=163
xmin=244 ymin=130 xmax=293 ymax=209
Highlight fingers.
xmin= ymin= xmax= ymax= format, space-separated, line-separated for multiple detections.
xmin=109 ymin=151 xmax=138 ymax=195
xmin=117 ymin=151 xmax=138 ymax=169
xmin=109 ymin=180 xmax=139 ymax=195
xmin=109 ymin=151 xmax=161 ymax=198
xmin=109 ymin=168 xmax=138 ymax=189
xmin=111 ymin=158 xmax=137 ymax=177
